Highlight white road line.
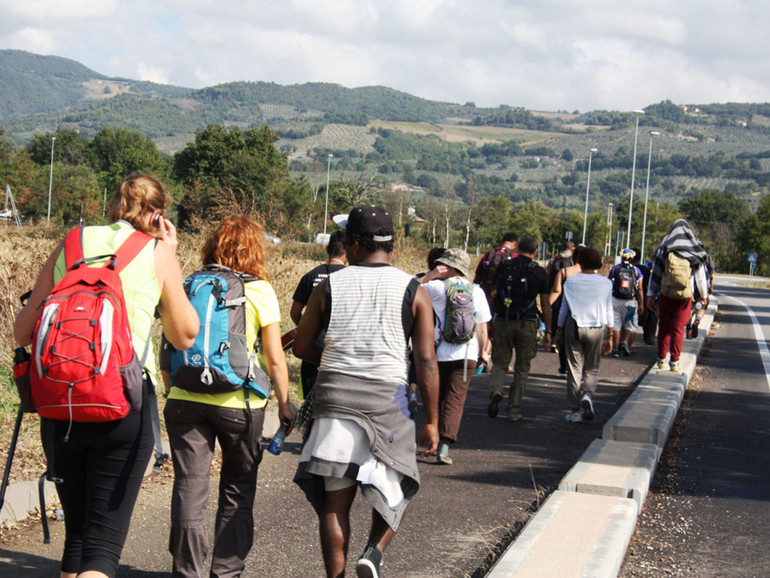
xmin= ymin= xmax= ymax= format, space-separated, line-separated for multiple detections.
xmin=720 ymin=292 xmax=770 ymax=391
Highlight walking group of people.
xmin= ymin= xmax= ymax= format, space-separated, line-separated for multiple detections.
xmin=12 ymin=174 xmax=712 ymax=578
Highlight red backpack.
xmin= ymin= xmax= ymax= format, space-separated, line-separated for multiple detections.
xmin=30 ymin=227 xmax=152 ymax=429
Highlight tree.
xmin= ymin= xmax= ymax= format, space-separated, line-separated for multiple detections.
xmin=679 ymin=189 xmax=753 ymax=272
xmin=473 ymin=195 xmax=513 ymax=248
xmin=742 ymin=195 xmax=770 ymax=275
xmin=89 ymin=127 xmax=167 ymax=193
xmin=27 ymin=127 xmax=92 ymax=167
xmin=173 ymin=123 xmax=310 ymax=235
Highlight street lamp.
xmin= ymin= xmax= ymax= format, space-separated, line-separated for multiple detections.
xmin=581 ymin=147 xmax=598 ymax=245
xmin=626 ymin=109 xmax=644 ymax=250
xmin=640 ymin=131 xmax=660 ymax=263
xmin=322 ymin=153 xmax=333 ymax=240
xmin=47 ymin=136 xmax=56 ymax=223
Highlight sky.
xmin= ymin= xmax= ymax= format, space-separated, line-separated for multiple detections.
xmin=1 ymin=0 xmax=768 ymax=113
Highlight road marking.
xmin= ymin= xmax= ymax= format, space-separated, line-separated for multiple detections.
xmin=720 ymin=293 xmax=770 ymax=391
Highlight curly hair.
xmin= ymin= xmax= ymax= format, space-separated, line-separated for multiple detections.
xmin=107 ymin=174 xmax=172 ymax=233
xmin=578 ymin=247 xmax=603 ymax=271
xmin=201 ymin=214 xmax=269 ymax=280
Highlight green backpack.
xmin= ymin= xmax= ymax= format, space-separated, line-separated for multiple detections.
xmin=661 ymin=252 xmax=693 ymax=299
xmin=442 ymin=279 xmax=476 ymax=344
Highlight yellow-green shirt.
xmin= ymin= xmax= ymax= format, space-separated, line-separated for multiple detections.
xmin=167 ymin=278 xmax=281 ymax=409
xmin=54 ymin=221 xmax=160 ymax=374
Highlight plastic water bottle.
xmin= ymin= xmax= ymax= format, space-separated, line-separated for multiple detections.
xmin=267 ymin=420 xmax=291 ymax=455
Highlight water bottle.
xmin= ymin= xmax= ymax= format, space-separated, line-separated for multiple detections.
xmin=267 ymin=419 xmax=291 ymax=455
xmin=473 ymin=361 xmax=486 ymax=375
xmin=695 ymin=302 xmax=703 ymax=310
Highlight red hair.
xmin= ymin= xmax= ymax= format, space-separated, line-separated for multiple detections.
xmin=201 ymin=214 xmax=269 ymax=280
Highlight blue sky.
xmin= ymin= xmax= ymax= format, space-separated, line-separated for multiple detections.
xmin=1 ymin=0 xmax=768 ymax=112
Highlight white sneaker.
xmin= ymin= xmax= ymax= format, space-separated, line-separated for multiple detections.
xmin=580 ymin=394 xmax=595 ymax=421
xmin=670 ymin=360 xmax=681 ymax=372
xmin=656 ymin=356 xmax=670 ymax=370
xmin=565 ymin=411 xmax=583 ymax=423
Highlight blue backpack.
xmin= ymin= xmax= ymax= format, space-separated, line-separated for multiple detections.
xmin=168 ymin=265 xmax=271 ymax=398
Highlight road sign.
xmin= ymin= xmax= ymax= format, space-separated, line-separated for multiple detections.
xmin=748 ymin=253 xmax=757 ymax=263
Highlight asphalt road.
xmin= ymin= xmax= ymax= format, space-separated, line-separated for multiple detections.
xmin=1 ymin=340 xmax=658 ymax=577
xmin=620 ymin=279 xmax=770 ymax=577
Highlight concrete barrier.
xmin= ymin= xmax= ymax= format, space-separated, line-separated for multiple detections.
xmin=486 ymin=491 xmax=637 ymax=578
xmin=558 ymin=439 xmax=661 ymax=513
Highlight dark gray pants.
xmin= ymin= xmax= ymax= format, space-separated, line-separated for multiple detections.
xmin=164 ymin=398 xmax=265 ymax=578
xmin=564 ymin=316 xmax=604 ymax=410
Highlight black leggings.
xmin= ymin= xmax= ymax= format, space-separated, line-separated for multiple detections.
xmin=47 ymin=385 xmax=154 ymax=576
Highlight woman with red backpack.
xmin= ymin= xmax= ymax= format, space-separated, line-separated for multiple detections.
xmin=14 ymin=174 xmax=199 ymax=578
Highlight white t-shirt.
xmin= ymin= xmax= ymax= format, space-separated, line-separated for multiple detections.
xmin=422 ymin=277 xmax=492 ymax=362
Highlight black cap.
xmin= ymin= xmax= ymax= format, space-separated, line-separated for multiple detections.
xmin=337 ymin=205 xmax=393 ymax=242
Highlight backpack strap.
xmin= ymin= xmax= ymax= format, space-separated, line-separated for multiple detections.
xmin=111 ymin=230 xmax=154 ymax=273
xmin=63 ymin=227 xmax=85 ymax=270
xmin=63 ymin=227 xmax=152 ymax=273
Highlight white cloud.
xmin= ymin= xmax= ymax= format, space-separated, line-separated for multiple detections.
xmin=4 ymin=27 xmax=57 ymax=55
xmin=136 ymin=62 xmax=169 ymax=85
xmin=1 ymin=0 xmax=770 ymax=111
xmin=1 ymin=0 xmax=117 ymax=21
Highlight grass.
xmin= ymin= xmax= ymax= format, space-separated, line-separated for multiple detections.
xmin=0 ymin=225 xmax=435 ymax=486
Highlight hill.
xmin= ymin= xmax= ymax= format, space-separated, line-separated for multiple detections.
xmin=4 ymin=48 xmax=770 ymax=219
xmin=0 ymin=49 xmax=475 ymax=148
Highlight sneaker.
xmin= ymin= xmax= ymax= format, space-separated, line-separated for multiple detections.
xmin=507 ymin=412 xmax=523 ymax=422
xmin=436 ymin=441 xmax=452 ymax=465
xmin=565 ymin=411 xmax=583 ymax=423
xmin=670 ymin=360 xmax=681 ymax=372
xmin=488 ymin=392 xmax=502 ymax=418
xmin=656 ymin=357 xmax=669 ymax=370
xmin=558 ymin=370 xmax=568 ymax=378
xmin=580 ymin=394 xmax=594 ymax=421
xmin=611 ymin=349 xmax=620 ymax=358
xmin=691 ymin=321 xmax=700 ymax=339
xmin=619 ymin=342 xmax=631 ymax=357
xmin=356 ymin=544 xmax=384 ymax=578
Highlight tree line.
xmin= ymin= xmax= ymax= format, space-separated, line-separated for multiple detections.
xmin=1 ymin=123 xmax=767 ymax=275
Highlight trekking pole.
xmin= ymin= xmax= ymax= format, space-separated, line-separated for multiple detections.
xmin=0 ymin=407 xmax=24 ymax=513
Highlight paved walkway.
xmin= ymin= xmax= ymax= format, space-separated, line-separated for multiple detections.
xmin=1 ymin=336 xmax=661 ymax=577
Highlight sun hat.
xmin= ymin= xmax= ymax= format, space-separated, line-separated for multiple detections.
xmin=436 ymin=248 xmax=471 ymax=277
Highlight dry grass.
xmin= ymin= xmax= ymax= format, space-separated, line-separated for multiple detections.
xmin=0 ymin=225 xmax=436 ymax=485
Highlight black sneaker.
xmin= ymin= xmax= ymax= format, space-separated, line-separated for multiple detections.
xmin=619 ymin=342 xmax=631 ymax=357
xmin=488 ymin=392 xmax=502 ymax=418
xmin=691 ymin=321 xmax=699 ymax=339
xmin=356 ymin=544 xmax=384 ymax=578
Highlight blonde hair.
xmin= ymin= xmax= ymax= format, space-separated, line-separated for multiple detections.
xmin=201 ymin=214 xmax=269 ymax=280
xmin=107 ymin=174 xmax=173 ymax=233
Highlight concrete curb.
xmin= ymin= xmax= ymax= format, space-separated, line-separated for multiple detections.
xmin=487 ymin=297 xmax=717 ymax=577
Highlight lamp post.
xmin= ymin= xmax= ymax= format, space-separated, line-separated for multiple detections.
xmin=640 ymin=131 xmax=660 ymax=263
xmin=47 ymin=136 xmax=56 ymax=223
xmin=581 ymin=147 xmax=598 ymax=245
xmin=322 ymin=153 xmax=333 ymax=240
xmin=626 ymin=109 xmax=644 ymax=250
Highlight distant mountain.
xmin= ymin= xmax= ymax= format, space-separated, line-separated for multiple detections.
xmin=0 ymin=49 xmax=472 ymax=146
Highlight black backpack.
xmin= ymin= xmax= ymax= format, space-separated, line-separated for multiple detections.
xmin=611 ymin=264 xmax=638 ymax=300
xmin=482 ymin=246 xmax=514 ymax=294
xmin=495 ymin=259 xmax=539 ymax=320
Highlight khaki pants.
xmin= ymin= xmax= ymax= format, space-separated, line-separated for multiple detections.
xmin=563 ymin=316 xmax=604 ymax=410
xmin=164 ymin=399 xmax=265 ymax=578
xmin=488 ymin=317 xmax=539 ymax=415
